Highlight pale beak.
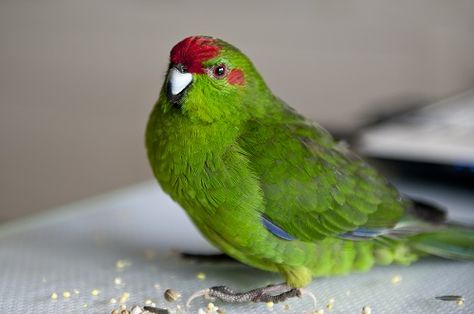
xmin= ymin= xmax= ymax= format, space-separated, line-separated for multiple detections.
xmin=168 ymin=67 xmax=192 ymax=96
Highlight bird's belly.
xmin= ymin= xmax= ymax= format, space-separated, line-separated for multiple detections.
xmin=152 ymin=159 xmax=271 ymax=265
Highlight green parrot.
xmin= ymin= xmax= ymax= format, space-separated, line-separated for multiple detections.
xmin=146 ymin=36 xmax=474 ymax=305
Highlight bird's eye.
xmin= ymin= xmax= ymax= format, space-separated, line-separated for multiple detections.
xmin=212 ymin=64 xmax=227 ymax=79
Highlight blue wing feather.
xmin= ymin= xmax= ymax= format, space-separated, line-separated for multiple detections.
xmin=261 ymin=215 xmax=295 ymax=241
xmin=339 ymin=228 xmax=387 ymax=240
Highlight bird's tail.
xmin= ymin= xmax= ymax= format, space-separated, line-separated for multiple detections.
xmin=409 ymin=225 xmax=474 ymax=260
xmin=404 ymin=199 xmax=474 ymax=260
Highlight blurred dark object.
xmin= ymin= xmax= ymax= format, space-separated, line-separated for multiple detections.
xmin=355 ymin=89 xmax=474 ymax=186
xmin=327 ymin=98 xmax=428 ymax=143
xmin=180 ymin=252 xmax=238 ymax=263
xmin=368 ymin=158 xmax=474 ymax=187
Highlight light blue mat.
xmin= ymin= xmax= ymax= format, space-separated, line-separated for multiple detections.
xmin=1 ymin=180 xmax=473 ymax=313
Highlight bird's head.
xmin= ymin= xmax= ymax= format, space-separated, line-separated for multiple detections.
xmin=161 ymin=36 xmax=270 ymax=123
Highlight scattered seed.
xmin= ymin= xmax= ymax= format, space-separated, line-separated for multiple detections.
xmin=110 ymin=298 xmax=118 ymax=304
xmin=266 ymin=301 xmax=274 ymax=310
xmin=456 ymin=299 xmax=465 ymax=306
xmin=207 ymin=302 xmax=218 ymax=312
xmin=82 ymin=304 xmax=88 ymax=308
xmin=63 ymin=291 xmax=71 ymax=299
xmin=196 ymin=272 xmax=206 ymax=280
xmin=73 ymin=289 xmax=80 ymax=294
xmin=116 ymin=259 xmax=132 ymax=270
xmin=154 ymin=283 xmax=161 ymax=290
xmin=164 ymin=289 xmax=181 ymax=302
xmin=435 ymin=295 xmax=466 ymax=306
xmin=313 ymin=310 xmax=324 ymax=314
xmin=435 ymin=295 xmax=464 ymax=302
xmin=119 ymin=299 xmax=128 ymax=305
xmin=326 ymin=298 xmax=335 ymax=310
xmin=50 ymin=292 xmax=58 ymax=300
xmin=145 ymin=299 xmax=153 ymax=305
xmin=115 ymin=277 xmax=124 ymax=286
xmin=143 ymin=306 xmax=170 ymax=314
xmin=283 ymin=304 xmax=290 ymax=311
xmin=91 ymin=289 xmax=101 ymax=296
xmin=120 ymin=291 xmax=130 ymax=303
xmin=362 ymin=306 xmax=371 ymax=314
xmin=120 ymin=305 xmax=127 ymax=310
xmin=391 ymin=275 xmax=402 ymax=284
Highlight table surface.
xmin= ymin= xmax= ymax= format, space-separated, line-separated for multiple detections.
xmin=1 ymin=179 xmax=473 ymax=314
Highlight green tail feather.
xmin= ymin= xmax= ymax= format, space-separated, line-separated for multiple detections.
xmin=410 ymin=226 xmax=474 ymax=260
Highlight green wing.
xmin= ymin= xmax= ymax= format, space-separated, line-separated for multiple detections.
xmin=238 ymin=102 xmax=407 ymax=242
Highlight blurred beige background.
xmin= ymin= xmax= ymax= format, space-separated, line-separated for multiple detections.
xmin=1 ymin=0 xmax=473 ymax=221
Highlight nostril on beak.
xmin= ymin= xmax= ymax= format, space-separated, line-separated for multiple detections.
xmin=176 ymin=64 xmax=188 ymax=73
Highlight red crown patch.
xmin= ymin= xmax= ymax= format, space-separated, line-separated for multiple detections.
xmin=170 ymin=36 xmax=220 ymax=74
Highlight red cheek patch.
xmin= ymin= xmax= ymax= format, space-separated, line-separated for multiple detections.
xmin=227 ymin=69 xmax=245 ymax=86
xmin=170 ymin=36 xmax=220 ymax=74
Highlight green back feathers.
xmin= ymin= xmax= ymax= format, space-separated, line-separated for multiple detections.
xmin=238 ymin=103 xmax=406 ymax=242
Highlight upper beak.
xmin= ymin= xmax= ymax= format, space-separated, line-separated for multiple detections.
xmin=168 ymin=67 xmax=192 ymax=96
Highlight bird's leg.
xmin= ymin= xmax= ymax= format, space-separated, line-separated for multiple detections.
xmin=186 ymin=282 xmax=316 ymax=307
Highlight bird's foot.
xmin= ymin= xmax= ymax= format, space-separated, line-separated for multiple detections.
xmin=186 ymin=282 xmax=316 ymax=307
